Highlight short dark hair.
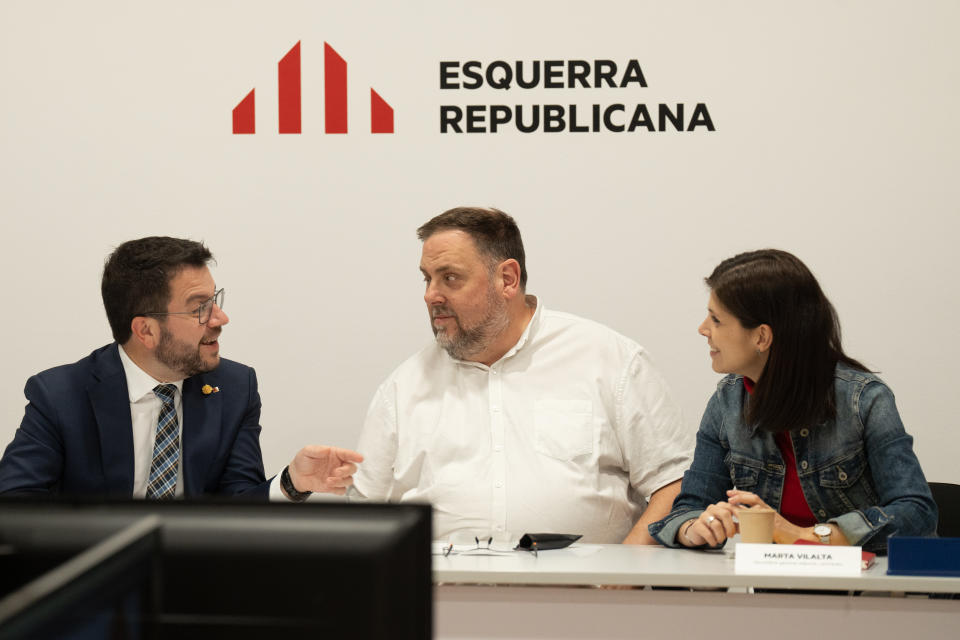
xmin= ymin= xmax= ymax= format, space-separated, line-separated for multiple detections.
xmin=101 ymin=237 xmax=213 ymax=343
xmin=706 ymin=249 xmax=867 ymax=433
xmin=416 ymin=207 xmax=528 ymax=288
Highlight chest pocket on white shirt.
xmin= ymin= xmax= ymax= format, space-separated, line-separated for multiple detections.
xmin=534 ymin=398 xmax=594 ymax=461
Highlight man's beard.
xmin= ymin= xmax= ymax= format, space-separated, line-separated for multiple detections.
xmin=433 ymin=286 xmax=510 ymax=361
xmin=155 ymin=326 xmax=219 ymax=378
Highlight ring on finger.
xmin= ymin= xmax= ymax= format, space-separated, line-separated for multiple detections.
xmin=706 ymin=515 xmax=716 ymax=524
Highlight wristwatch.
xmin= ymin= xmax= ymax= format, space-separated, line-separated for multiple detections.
xmin=280 ymin=465 xmax=312 ymax=502
xmin=813 ymin=524 xmax=831 ymax=544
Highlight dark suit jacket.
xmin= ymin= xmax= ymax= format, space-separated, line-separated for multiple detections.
xmin=0 ymin=344 xmax=270 ymax=498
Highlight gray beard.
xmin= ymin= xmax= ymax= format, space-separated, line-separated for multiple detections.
xmin=434 ymin=289 xmax=510 ymax=361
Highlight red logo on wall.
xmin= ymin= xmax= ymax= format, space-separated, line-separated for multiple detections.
xmin=231 ymin=41 xmax=394 ymax=135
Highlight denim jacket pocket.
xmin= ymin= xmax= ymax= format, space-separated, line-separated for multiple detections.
xmin=816 ymin=450 xmax=879 ymax=512
xmin=534 ymin=398 xmax=594 ymax=461
xmin=726 ymin=453 xmax=761 ymax=491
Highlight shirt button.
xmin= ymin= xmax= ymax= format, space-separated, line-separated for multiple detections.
xmin=495 ymin=481 xmax=503 ymax=488
xmin=496 ymin=526 xmax=503 ymax=531
xmin=494 ymin=445 xmax=503 ymax=452
xmin=800 ymin=461 xmax=808 ymax=470
xmin=491 ymin=405 xmax=500 ymax=412
xmin=818 ymin=509 xmax=826 ymax=518
xmin=800 ymin=429 xmax=809 ymax=437
xmin=491 ymin=369 xmax=498 ymax=375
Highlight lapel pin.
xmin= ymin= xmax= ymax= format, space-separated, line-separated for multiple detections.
xmin=201 ymin=385 xmax=220 ymax=395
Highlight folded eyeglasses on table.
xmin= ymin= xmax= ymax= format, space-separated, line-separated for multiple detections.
xmin=436 ymin=533 xmax=582 ymax=557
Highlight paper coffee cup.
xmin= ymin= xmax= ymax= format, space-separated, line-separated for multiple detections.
xmin=737 ymin=507 xmax=775 ymax=543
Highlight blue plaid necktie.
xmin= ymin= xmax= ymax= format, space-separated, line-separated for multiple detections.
xmin=146 ymin=383 xmax=180 ymax=499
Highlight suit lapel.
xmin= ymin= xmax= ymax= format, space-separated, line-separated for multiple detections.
xmin=181 ymin=373 xmax=222 ymax=496
xmin=88 ymin=345 xmax=135 ymax=495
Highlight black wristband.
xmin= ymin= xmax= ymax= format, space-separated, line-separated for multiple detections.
xmin=280 ymin=465 xmax=311 ymax=502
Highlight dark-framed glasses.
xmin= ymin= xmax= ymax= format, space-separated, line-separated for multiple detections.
xmin=143 ymin=288 xmax=225 ymax=325
xmin=442 ymin=536 xmax=494 ymax=557
xmin=438 ymin=536 xmax=519 ymax=557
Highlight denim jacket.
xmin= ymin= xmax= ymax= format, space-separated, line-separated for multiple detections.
xmin=649 ymin=365 xmax=937 ymax=553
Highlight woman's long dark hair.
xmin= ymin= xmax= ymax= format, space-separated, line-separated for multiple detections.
xmin=706 ymin=249 xmax=867 ymax=432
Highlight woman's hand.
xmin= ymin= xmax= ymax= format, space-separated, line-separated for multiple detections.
xmin=725 ymin=489 xmax=790 ymax=526
xmin=725 ymin=489 xmax=773 ymax=510
xmin=726 ymin=489 xmax=797 ymax=542
xmin=726 ymin=489 xmax=850 ymax=545
xmin=677 ymin=501 xmax=739 ymax=547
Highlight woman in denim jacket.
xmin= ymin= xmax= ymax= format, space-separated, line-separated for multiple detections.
xmin=649 ymin=250 xmax=936 ymax=553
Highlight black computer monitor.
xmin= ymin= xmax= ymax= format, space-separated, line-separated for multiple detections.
xmin=0 ymin=500 xmax=432 ymax=638
xmin=0 ymin=515 xmax=161 ymax=640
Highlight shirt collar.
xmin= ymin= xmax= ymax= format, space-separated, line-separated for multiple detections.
xmin=500 ymin=294 xmax=541 ymax=360
xmin=117 ymin=344 xmax=184 ymax=403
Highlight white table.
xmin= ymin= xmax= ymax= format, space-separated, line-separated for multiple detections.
xmin=434 ymin=544 xmax=960 ymax=640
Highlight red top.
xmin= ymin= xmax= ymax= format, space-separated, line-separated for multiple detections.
xmin=743 ymin=378 xmax=817 ymax=527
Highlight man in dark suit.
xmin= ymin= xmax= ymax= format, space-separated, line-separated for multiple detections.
xmin=0 ymin=236 xmax=362 ymax=500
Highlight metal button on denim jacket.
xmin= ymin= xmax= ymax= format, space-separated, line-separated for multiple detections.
xmin=649 ymin=364 xmax=937 ymax=553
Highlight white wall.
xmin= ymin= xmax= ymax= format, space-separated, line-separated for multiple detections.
xmin=1 ymin=1 xmax=958 ymax=483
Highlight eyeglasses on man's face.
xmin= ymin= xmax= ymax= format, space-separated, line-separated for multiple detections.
xmin=143 ymin=288 xmax=225 ymax=325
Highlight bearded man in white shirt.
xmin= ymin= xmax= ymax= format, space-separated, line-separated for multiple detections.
xmin=352 ymin=207 xmax=693 ymax=543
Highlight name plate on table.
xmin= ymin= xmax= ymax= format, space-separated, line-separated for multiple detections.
xmin=735 ymin=543 xmax=861 ymax=576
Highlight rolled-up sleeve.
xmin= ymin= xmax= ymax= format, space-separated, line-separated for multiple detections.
xmin=831 ymin=381 xmax=936 ymax=550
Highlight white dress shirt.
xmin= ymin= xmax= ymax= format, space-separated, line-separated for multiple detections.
xmin=353 ymin=298 xmax=694 ymax=543
xmin=118 ymin=345 xmax=185 ymax=498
